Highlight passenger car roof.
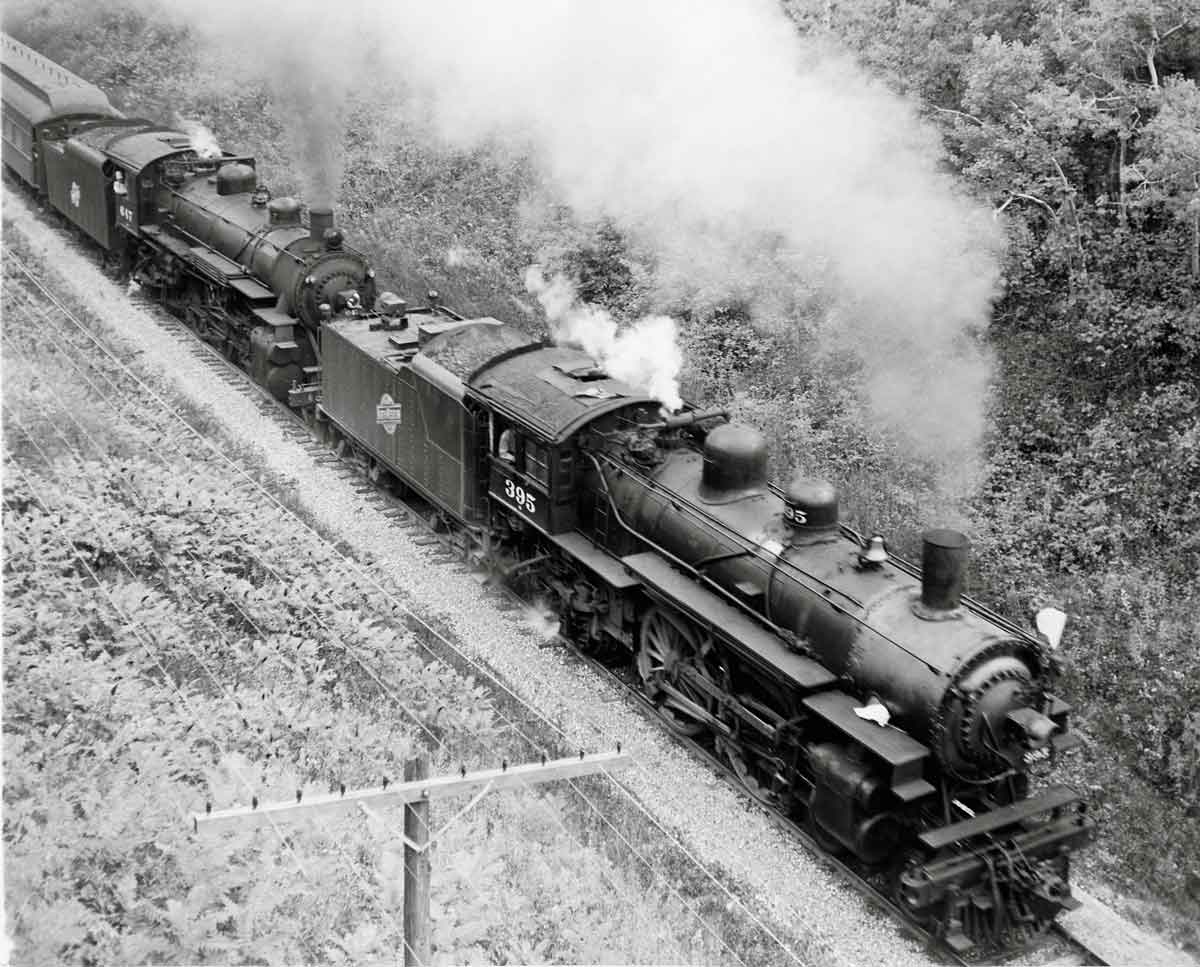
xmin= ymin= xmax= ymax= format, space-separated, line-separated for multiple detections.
xmin=1 ymin=32 xmax=120 ymax=125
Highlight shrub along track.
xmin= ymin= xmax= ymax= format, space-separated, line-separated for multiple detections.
xmin=8 ymin=187 xmax=1180 ymax=966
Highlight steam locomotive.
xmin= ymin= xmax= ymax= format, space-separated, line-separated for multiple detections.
xmin=2 ymin=32 xmax=1094 ymax=954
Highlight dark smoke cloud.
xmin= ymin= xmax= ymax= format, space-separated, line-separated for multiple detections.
xmin=172 ymin=3 xmax=372 ymax=207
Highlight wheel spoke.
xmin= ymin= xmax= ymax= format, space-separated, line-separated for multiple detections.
xmin=716 ymin=734 xmax=785 ymax=809
xmin=714 ymin=680 xmax=795 ymax=809
xmin=636 ymin=607 xmax=722 ymax=737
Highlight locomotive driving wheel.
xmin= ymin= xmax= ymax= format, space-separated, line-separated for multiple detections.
xmin=715 ymin=734 xmax=788 ymax=810
xmin=636 ymin=606 xmax=726 ymax=737
xmin=714 ymin=677 xmax=795 ymax=810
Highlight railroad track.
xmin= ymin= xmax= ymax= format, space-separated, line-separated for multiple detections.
xmin=4 ymin=243 xmax=1112 ymax=967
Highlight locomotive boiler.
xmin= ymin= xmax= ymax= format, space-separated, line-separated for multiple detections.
xmin=569 ymin=416 xmax=1092 ymax=951
xmin=597 ymin=423 xmax=1072 ymax=784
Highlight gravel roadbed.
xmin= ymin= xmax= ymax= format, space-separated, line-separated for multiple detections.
xmin=13 ymin=185 xmax=1188 ymax=967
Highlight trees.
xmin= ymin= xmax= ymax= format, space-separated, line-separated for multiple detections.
xmin=779 ymin=2 xmax=1200 ymax=937
xmin=1136 ymin=76 xmax=1200 ymax=279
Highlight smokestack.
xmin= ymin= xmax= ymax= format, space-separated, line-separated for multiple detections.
xmin=310 ymin=204 xmax=334 ymax=243
xmin=914 ymin=528 xmax=969 ymax=619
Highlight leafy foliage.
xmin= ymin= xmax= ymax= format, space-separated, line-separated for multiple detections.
xmin=777 ymin=0 xmax=1200 ymax=943
xmin=1 ymin=338 xmax=502 ymax=962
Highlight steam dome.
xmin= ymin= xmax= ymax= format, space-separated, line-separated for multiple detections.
xmin=267 ymin=197 xmax=302 ymax=228
xmin=699 ymin=423 xmax=767 ymax=501
xmin=216 ymin=162 xmax=256 ymax=196
xmin=784 ymin=476 xmax=839 ymax=530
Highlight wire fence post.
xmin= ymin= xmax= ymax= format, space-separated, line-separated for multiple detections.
xmin=404 ymin=755 xmax=431 ymax=967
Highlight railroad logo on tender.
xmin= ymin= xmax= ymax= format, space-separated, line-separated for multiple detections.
xmin=376 ymin=393 xmax=403 ymax=434
xmin=69 ymin=181 xmax=81 ymax=207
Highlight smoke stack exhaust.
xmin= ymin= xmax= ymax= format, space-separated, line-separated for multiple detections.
xmin=309 ymin=204 xmax=334 ymax=243
xmin=914 ymin=528 xmax=969 ymax=620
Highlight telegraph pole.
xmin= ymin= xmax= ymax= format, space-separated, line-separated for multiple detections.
xmin=403 ymin=755 xmax=431 ymax=967
xmin=191 ymin=749 xmax=631 ymax=963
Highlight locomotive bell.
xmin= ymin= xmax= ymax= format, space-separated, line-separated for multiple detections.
xmin=858 ymin=534 xmax=889 ymax=568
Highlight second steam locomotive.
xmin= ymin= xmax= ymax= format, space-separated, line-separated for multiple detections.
xmin=2 ymin=31 xmax=1094 ymax=954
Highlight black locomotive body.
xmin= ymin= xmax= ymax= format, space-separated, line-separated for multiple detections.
xmin=307 ymin=301 xmax=1093 ymax=952
xmin=2 ymin=31 xmax=378 ymax=401
xmin=2 ymin=32 xmax=1095 ymax=955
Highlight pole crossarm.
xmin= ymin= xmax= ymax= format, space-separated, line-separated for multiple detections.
xmin=191 ymin=750 xmax=632 ymax=834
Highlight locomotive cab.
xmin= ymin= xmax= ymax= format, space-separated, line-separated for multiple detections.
xmin=488 ymin=421 xmax=575 ymax=534
xmin=468 ymin=345 xmax=660 ymax=540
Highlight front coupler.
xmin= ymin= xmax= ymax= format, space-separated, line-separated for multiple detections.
xmin=898 ymin=785 xmax=1095 ymax=953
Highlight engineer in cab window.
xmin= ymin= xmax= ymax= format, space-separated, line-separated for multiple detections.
xmin=498 ymin=428 xmax=516 ymax=464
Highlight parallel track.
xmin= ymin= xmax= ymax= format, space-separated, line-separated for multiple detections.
xmin=3 ymin=242 xmax=1109 ymax=967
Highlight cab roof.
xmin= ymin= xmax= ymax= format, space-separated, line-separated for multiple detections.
xmin=103 ymin=127 xmax=197 ymax=172
xmin=464 ymin=339 xmax=659 ymax=444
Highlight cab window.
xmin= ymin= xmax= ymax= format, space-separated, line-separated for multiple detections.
xmin=526 ymin=440 xmax=550 ymax=487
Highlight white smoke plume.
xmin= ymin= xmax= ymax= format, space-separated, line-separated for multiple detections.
xmin=175 ymin=117 xmax=221 ymax=159
xmin=172 ymin=0 xmax=1003 ymax=471
xmin=526 ymin=266 xmax=683 ymax=411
